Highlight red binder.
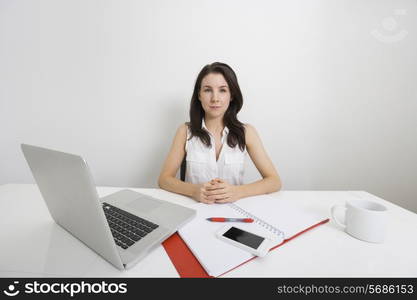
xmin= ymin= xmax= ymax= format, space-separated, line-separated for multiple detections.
xmin=162 ymin=218 xmax=329 ymax=278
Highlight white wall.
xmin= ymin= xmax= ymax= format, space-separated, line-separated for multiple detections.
xmin=1 ymin=0 xmax=416 ymax=212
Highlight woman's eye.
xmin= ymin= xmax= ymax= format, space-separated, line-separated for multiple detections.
xmin=204 ymin=89 xmax=211 ymax=92
xmin=220 ymin=89 xmax=226 ymax=93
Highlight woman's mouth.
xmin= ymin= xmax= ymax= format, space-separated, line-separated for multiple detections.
xmin=209 ymin=106 xmax=221 ymax=109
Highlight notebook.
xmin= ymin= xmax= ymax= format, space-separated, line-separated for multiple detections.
xmin=177 ymin=194 xmax=328 ymax=277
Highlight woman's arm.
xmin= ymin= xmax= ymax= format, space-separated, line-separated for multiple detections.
xmin=158 ymin=124 xmax=214 ymax=203
xmin=158 ymin=124 xmax=198 ymax=197
xmin=237 ymin=124 xmax=281 ymax=198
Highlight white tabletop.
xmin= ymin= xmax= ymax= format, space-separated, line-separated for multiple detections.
xmin=0 ymin=184 xmax=416 ymax=277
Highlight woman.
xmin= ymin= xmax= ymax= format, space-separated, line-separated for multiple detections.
xmin=158 ymin=62 xmax=281 ymax=204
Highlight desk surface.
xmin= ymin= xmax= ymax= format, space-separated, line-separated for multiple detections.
xmin=0 ymin=184 xmax=416 ymax=277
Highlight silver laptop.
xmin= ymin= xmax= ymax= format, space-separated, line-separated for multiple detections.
xmin=21 ymin=144 xmax=195 ymax=270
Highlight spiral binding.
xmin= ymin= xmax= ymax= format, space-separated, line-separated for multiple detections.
xmin=227 ymin=203 xmax=285 ymax=239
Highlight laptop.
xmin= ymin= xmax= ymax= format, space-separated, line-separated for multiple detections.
xmin=21 ymin=144 xmax=196 ymax=270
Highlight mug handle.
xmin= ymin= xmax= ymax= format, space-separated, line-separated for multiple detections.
xmin=330 ymin=205 xmax=346 ymax=229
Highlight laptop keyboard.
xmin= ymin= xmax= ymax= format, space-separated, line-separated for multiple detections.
xmin=102 ymin=202 xmax=159 ymax=250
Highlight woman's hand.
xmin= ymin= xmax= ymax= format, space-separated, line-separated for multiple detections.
xmin=191 ymin=182 xmax=217 ymax=204
xmin=203 ymin=178 xmax=241 ymax=203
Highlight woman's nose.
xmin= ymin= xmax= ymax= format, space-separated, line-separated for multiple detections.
xmin=211 ymin=93 xmax=220 ymax=102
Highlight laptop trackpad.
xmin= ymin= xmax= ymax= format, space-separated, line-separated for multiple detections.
xmin=126 ymin=196 xmax=161 ymax=213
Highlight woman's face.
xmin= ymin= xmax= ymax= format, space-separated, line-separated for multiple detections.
xmin=199 ymin=73 xmax=231 ymax=119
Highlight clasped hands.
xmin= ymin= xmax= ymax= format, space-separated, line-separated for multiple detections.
xmin=194 ymin=178 xmax=241 ymax=204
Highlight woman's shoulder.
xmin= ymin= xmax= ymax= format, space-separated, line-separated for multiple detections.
xmin=243 ymin=123 xmax=259 ymax=146
xmin=176 ymin=122 xmax=190 ymax=132
xmin=179 ymin=122 xmax=189 ymax=130
xmin=243 ymin=123 xmax=257 ymax=136
xmin=172 ymin=123 xmax=189 ymax=140
xmin=243 ymin=123 xmax=255 ymax=131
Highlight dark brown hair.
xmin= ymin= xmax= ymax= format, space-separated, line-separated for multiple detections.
xmin=187 ymin=62 xmax=246 ymax=151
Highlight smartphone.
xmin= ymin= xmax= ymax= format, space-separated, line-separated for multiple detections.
xmin=216 ymin=225 xmax=273 ymax=257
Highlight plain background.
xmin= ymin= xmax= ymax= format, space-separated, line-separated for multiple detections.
xmin=1 ymin=0 xmax=416 ymax=212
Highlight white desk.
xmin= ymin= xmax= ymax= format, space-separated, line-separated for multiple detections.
xmin=0 ymin=184 xmax=416 ymax=277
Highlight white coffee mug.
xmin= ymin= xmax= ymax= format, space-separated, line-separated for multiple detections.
xmin=331 ymin=198 xmax=388 ymax=243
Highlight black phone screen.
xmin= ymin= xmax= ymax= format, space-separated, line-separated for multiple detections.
xmin=222 ymin=227 xmax=265 ymax=249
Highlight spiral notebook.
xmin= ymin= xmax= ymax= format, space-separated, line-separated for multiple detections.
xmin=177 ymin=194 xmax=328 ymax=277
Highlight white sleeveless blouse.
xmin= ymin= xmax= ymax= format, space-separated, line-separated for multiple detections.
xmin=185 ymin=119 xmax=247 ymax=185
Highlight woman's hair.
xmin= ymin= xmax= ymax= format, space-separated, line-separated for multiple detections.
xmin=187 ymin=62 xmax=246 ymax=151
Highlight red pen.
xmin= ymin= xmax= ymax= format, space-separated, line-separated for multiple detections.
xmin=206 ymin=217 xmax=254 ymax=223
